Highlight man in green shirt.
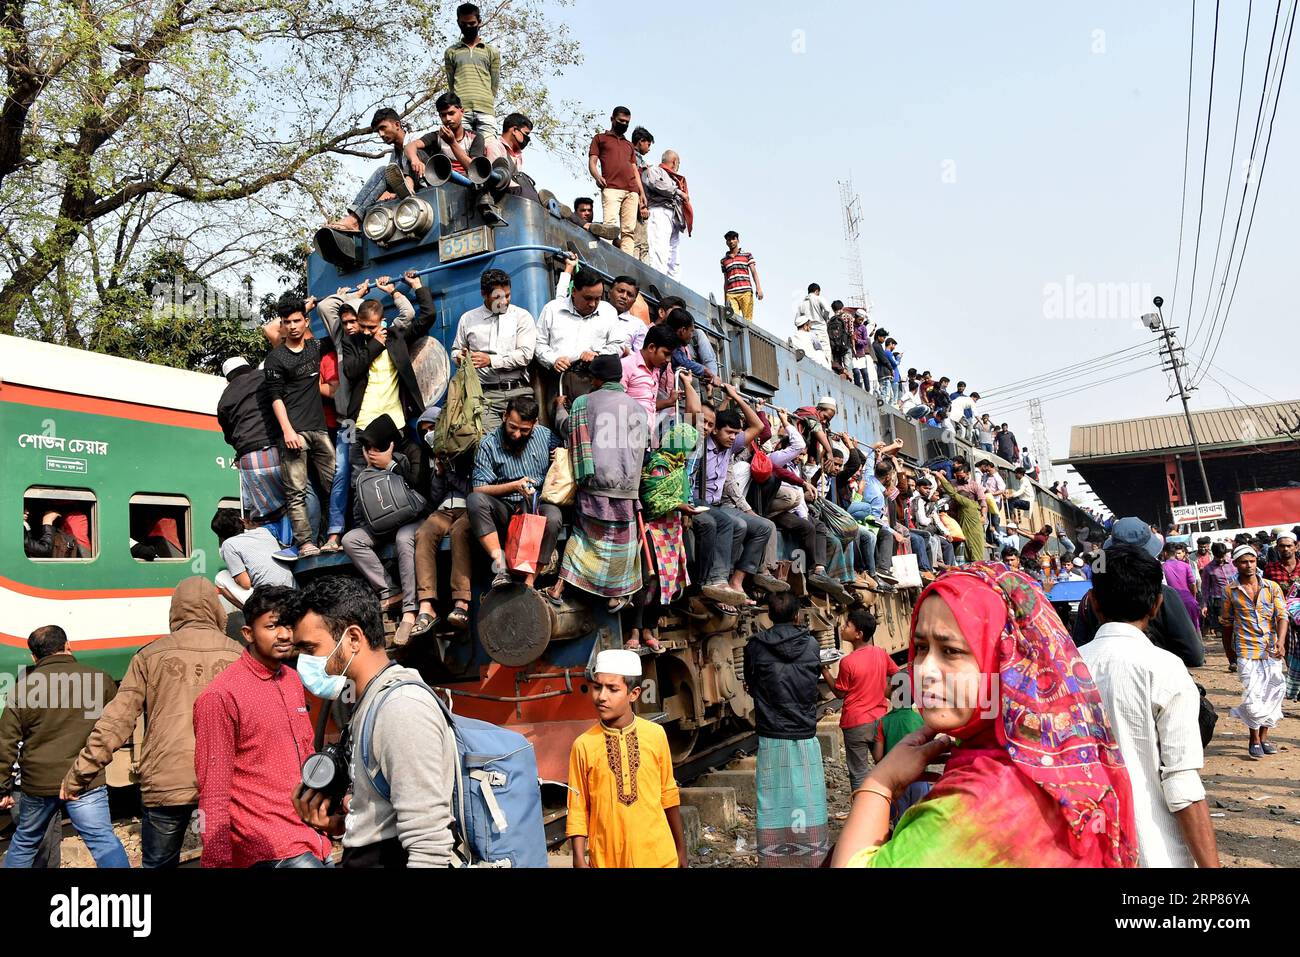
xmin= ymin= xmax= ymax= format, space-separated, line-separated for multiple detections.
xmin=927 ymin=465 xmax=987 ymax=563
xmin=445 ymin=3 xmax=501 ymax=141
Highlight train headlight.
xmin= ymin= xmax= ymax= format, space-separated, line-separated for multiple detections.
xmin=363 ymin=206 xmax=396 ymax=243
xmin=395 ymin=197 xmax=433 ymax=235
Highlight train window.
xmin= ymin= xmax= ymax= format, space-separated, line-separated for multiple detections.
xmin=23 ymin=487 xmax=98 ymax=561
xmin=129 ymin=493 xmax=192 ymax=561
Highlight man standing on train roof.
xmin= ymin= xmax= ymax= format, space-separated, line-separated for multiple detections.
xmin=535 ymin=268 xmax=624 ymax=402
xmin=795 ymin=283 xmax=836 ymax=359
xmin=567 ymin=649 xmax=686 ymax=868
xmin=642 ymin=149 xmax=691 ymax=278
xmin=62 ymin=577 xmax=243 ymax=868
xmin=588 ymin=106 xmax=648 ymax=257
xmin=1221 ymin=544 xmax=1288 ymax=760
xmin=217 ymin=356 xmax=288 ymax=525
xmin=324 ymin=107 xmax=415 ymax=233
xmin=452 ymin=267 xmax=536 ymax=433
xmin=1 ymin=626 xmax=128 ymax=869
xmin=264 ymin=296 xmax=336 ymax=560
xmin=994 ymin=422 xmax=1020 ymax=462
xmin=721 ymin=231 xmax=762 ymax=321
xmin=444 ymin=3 xmax=501 ymax=141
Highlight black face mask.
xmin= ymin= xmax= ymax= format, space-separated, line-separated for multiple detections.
xmin=612 ymin=120 xmax=629 ymax=135
xmin=461 ymin=24 xmax=479 ymax=40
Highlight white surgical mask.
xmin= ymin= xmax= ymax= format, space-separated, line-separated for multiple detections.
xmin=297 ymin=635 xmax=356 ymax=700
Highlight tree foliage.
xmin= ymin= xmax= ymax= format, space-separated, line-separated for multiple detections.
xmin=1 ymin=0 xmax=594 ymax=348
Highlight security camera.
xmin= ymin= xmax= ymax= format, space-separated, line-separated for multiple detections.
xmin=1141 ymin=313 xmax=1162 ymax=332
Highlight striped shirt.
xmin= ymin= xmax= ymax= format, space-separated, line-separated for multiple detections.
xmin=721 ymin=250 xmax=756 ymax=293
xmin=444 ymin=40 xmax=500 ymax=115
xmin=1220 ymin=577 xmax=1287 ymax=659
xmin=472 ymin=423 xmax=559 ymax=506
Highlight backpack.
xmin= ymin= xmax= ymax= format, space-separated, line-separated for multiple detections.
xmin=360 ymin=679 xmax=548 ymax=868
xmin=432 ymin=357 xmax=486 ymax=461
xmin=356 ymin=466 xmax=427 ymax=535
xmin=827 ymin=313 xmax=852 ymax=356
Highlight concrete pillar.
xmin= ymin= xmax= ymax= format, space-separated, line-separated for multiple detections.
xmin=679 ymin=786 xmax=739 ymax=828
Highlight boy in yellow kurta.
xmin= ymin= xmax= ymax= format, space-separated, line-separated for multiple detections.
xmin=567 ymin=649 xmax=687 ymax=868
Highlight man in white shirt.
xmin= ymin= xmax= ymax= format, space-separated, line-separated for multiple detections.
xmin=608 ymin=274 xmax=646 ymax=356
xmin=790 ymin=314 xmax=832 ymax=369
xmin=794 ymin=283 xmax=835 ymax=358
xmin=452 ymin=267 xmax=537 ymax=432
xmin=1003 ymin=465 xmax=1033 ymax=529
xmin=535 ymin=268 xmax=624 ymax=403
xmin=1079 ymin=544 xmax=1219 ymax=868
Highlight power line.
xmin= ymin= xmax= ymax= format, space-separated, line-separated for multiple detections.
xmin=1169 ymin=0 xmax=1199 ymax=319
xmin=980 ymin=347 xmax=1161 ymax=409
xmin=980 ymin=362 xmax=1166 ymax=417
xmin=1179 ymin=0 xmax=1222 ymax=338
xmin=1186 ymin=0 xmax=1254 ymax=348
xmin=1190 ymin=0 xmax=1296 ymax=386
xmin=981 ymin=341 xmax=1156 ymax=396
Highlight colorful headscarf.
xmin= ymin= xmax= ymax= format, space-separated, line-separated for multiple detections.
xmin=641 ymin=422 xmax=698 ymax=519
xmin=909 ymin=563 xmax=1139 ymax=868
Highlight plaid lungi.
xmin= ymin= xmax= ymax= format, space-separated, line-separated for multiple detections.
xmin=238 ymin=447 xmax=287 ymax=523
xmin=755 ymin=736 xmax=829 ymax=868
xmin=559 ymin=512 xmax=642 ymax=598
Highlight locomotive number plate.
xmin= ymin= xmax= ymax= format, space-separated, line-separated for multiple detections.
xmin=439 ymin=225 xmax=494 ymax=262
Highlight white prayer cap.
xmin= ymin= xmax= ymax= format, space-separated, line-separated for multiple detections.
xmin=795 ymin=315 xmax=811 ymax=328
xmin=1275 ymin=528 xmax=1296 ymax=544
xmin=221 ymin=356 xmax=249 ymax=377
xmin=1232 ymin=544 xmax=1257 ymax=561
xmin=816 ymin=395 xmax=837 ymax=410
xmin=1072 ymin=557 xmax=1085 ymax=567
xmin=594 ymin=649 xmax=642 ymax=679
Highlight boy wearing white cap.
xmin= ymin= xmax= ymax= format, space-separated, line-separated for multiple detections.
xmin=1221 ymin=544 xmax=1289 ymax=759
xmin=566 ymin=649 xmax=686 ymax=868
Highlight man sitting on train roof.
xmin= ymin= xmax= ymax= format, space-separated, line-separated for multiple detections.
xmin=452 ymin=267 xmax=537 ymax=433
xmin=468 ymin=395 xmax=564 ymax=590
xmin=690 ymin=385 xmax=783 ymax=610
xmin=565 ymin=195 xmax=622 ymax=241
xmin=404 ymin=92 xmax=486 ymax=182
xmin=211 ymin=507 xmax=296 ymax=610
xmin=535 ymin=267 xmax=625 ymax=402
xmin=325 ymin=107 xmax=419 ymax=233
xmin=342 ymin=269 xmax=436 ymax=491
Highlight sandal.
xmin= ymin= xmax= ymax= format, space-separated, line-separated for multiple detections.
xmin=607 ymin=596 xmax=633 ymax=613
xmin=645 ymin=635 xmax=664 ymax=654
xmin=447 ymin=606 xmax=470 ymax=630
xmin=410 ymin=612 xmax=438 ymax=638
xmin=491 ymin=571 xmax=513 ymax=589
xmin=320 ymin=539 xmax=342 ymax=554
xmin=542 ymin=589 xmax=564 ymax=607
xmin=625 ymin=636 xmax=642 ymax=650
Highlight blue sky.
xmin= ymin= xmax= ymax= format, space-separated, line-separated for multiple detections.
xmin=507 ymin=0 xmax=1296 ymax=510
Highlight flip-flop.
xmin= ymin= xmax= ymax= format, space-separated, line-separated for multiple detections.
xmin=625 ymin=638 xmax=642 ymax=650
xmin=491 ymin=572 xmax=513 ymax=589
xmin=645 ymin=636 xmax=664 ymax=654
xmin=542 ymin=590 xmax=564 ymax=607
xmin=607 ymin=596 xmax=633 ymax=613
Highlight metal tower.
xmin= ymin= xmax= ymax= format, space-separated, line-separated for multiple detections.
xmin=838 ymin=177 xmax=867 ymax=309
xmin=1029 ymin=398 xmax=1054 ymax=485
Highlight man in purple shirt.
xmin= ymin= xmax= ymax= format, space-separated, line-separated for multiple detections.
xmin=1200 ymin=541 xmax=1238 ymax=667
xmin=689 ymin=384 xmax=782 ymax=608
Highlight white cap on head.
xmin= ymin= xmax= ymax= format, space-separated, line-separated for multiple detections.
xmin=795 ymin=315 xmax=811 ymax=328
xmin=1277 ymin=530 xmax=1297 ymax=544
xmin=593 ymin=649 xmax=642 ymax=679
xmin=1072 ymin=557 xmax=1085 ymax=567
xmin=817 ymin=395 xmax=837 ymax=410
xmin=221 ymin=357 xmax=249 ymax=377
xmin=1232 ymin=544 xmax=1257 ymax=561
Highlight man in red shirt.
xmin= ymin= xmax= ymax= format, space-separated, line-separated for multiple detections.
xmin=1263 ymin=530 xmax=1300 ymax=590
xmin=821 ymin=609 xmax=898 ymax=790
xmin=193 ymin=586 xmax=333 ymax=868
xmin=588 ymin=106 xmax=647 ymax=256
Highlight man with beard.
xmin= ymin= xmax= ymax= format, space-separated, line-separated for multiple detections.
xmin=444 ymin=3 xmax=501 ymax=140
xmin=193 ymin=586 xmax=332 ymax=868
xmin=588 ymin=106 xmax=648 ymax=256
xmin=467 ymin=396 xmax=563 ymax=589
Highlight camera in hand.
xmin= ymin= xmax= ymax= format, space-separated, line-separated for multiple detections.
xmin=301 ymin=740 xmax=350 ymax=807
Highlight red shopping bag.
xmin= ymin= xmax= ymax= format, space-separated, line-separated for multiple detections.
xmin=505 ymin=493 xmax=548 ymax=574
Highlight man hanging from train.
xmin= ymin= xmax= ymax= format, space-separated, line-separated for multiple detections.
xmin=534 ymin=267 xmax=624 ymax=408
xmin=211 ymin=507 xmax=296 ymax=609
xmin=62 ymin=578 xmax=243 ymax=868
xmin=544 ymin=354 xmax=651 ymax=613
xmin=452 ymin=267 xmax=537 ymax=433
xmin=341 ymin=270 xmax=437 ymax=493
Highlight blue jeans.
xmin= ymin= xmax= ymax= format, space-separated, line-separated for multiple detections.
xmin=848 ymin=502 xmax=872 ymax=522
xmin=3 ymin=786 xmax=128 ymax=868
xmin=855 ymin=527 xmax=877 ymax=576
xmin=141 ymin=803 xmax=196 ymax=869
xmin=253 ymin=851 xmax=331 ymax=868
xmin=327 ymin=431 xmax=352 ymax=536
xmin=908 ymin=531 xmax=933 ymax=571
xmin=349 ymin=166 xmax=389 ymax=219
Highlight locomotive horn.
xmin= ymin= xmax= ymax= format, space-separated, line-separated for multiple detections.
xmin=422 ymin=152 xmax=454 ymax=188
xmin=465 ymin=155 xmax=493 ymax=186
xmin=485 ymin=156 xmax=515 ymax=192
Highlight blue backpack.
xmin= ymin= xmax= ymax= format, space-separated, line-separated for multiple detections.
xmin=359 ymin=680 xmax=548 ymax=868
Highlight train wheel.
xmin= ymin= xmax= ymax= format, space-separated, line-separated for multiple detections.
xmin=655 ymin=655 xmax=701 ymax=761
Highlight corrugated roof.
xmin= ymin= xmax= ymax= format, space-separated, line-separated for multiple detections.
xmin=1063 ymin=399 xmax=1300 ymax=462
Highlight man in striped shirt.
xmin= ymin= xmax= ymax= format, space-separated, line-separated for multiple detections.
xmin=445 ymin=3 xmax=501 ymax=140
xmin=1221 ymin=544 xmax=1289 ymax=759
xmin=720 ymin=232 xmax=762 ymax=321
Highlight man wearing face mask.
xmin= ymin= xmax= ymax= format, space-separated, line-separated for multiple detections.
xmin=452 ymin=268 xmax=537 ymax=432
xmin=444 ymin=2 xmax=501 ymax=141
xmin=288 ymin=576 xmax=459 ymax=868
xmin=588 ymin=107 xmax=648 ymax=256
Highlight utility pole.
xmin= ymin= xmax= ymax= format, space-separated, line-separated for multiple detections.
xmin=838 ymin=177 xmax=867 ymax=309
xmin=1146 ymin=295 xmax=1212 ymax=506
xmin=1028 ymin=398 xmax=1054 ymax=485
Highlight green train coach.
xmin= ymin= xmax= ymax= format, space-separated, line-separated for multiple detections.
xmin=0 ymin=334 xmax=238 ymax=682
